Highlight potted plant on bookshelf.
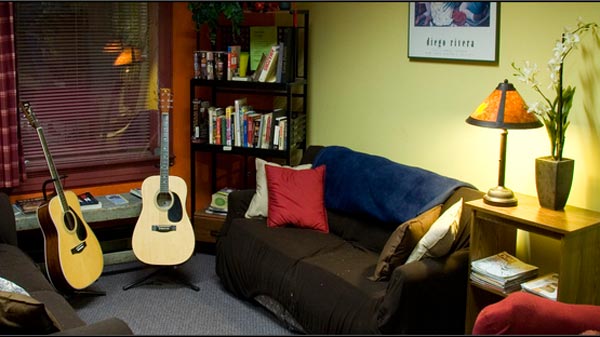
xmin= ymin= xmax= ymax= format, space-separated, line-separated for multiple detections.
xmin=188 ymin=1 xmax=244 ymax=50
xmin=512 ymin=18 xmax=598 ymax=210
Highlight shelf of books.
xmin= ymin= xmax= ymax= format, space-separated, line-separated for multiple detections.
xmin=189 ymin=10 xmax=309 ymax=234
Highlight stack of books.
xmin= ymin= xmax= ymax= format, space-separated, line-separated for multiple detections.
xmin=205 ymin=187 xmax=235 ymax=215
xmin=77 ymin=192 xmax=102 ymax=210
xmin=470 ymin=251 xmax=538 ymax=294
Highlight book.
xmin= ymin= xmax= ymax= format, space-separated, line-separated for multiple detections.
xmin=275 ymin=42 xmax=285 ymax=83
xmin=251 ymin=53 xmax=267 ymax=82
xmin=234 ymin=98 xmax=248 ymax=147
xmin=106 ymin=193 xmax=129 ymax=205
xmin=210 ymin=187 xmax=235 ymax=213
xmin=277 ymin=26 xmax=295 ymax=83
xmin=15 ymin=197 xmax=46 ymax=214
xmin=227 ymin=45 xmax=241 ymax=81
xmin=258 ymin=44 xmax=280 ymax=83
xmin=471 ymin=251 xmax=538 ymax=286
xmin=520 ymin=273 xmax=559 ymax=301
xmin=78 ymin=192 xmax=102 ymax=210
xmin=250 ymin=26 xmax=277 ymax=71
xmin=130 ymin=188 xmax=142 ymax=199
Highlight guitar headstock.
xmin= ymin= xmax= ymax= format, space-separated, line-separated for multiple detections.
xmin=19 ymin=101 xmax=40 ymax=129
xmin=159 ymin=88 xmax=172 ymax=114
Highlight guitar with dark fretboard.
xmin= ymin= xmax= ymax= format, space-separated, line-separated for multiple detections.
xmin=20 ymin=102 xmax=104 ymax=293
xmin=131 ymin=88 xmax=195 ymax=265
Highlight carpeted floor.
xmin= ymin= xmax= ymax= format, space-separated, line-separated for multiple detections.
xmin=69 ymin=253 xmax=296 ymax=335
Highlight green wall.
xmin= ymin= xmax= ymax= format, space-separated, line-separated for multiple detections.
xmin=302 ymin=2 xmax=600 ymax=214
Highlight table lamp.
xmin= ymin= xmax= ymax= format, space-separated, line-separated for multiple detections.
xmin=466 ymin=79 xmax=542 ymax=207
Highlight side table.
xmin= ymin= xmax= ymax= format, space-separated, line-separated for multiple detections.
xmin=194 ymin=209 xmax=226 ymax=244
xmin=464 ymin=193 xmax=600 ymax=333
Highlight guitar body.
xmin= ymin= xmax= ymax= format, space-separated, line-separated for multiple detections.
xmin=131 ymin=175 xmax=195 ymax=265
xmin=37 ymin=190 xmax=104 ymax=293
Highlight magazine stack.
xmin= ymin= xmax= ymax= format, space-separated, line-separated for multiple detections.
xmin=470 ymin=251 xmax=538 ymax=294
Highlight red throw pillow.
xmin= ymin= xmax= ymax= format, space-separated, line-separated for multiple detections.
xmin=265 ymin=164 xmax=328 ymax=233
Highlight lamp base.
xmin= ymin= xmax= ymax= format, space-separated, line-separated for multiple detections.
xmin=483 ymin=186 xmax=518 ymax=207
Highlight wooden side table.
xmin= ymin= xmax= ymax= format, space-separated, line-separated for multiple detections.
xmin=194 ymin=209 xmax=226 ymax=244
xmin=464 ymin=193 xmax=600 ymax=333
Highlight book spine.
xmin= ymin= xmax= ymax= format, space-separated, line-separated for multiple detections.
xmin=225 ymin=106 xmax=234 ymax=146
xmin=275 ymin=42 xmax=285 ymax=83
xmin=227 ymin=45 xmax=241 ymax=81
xmin=258 ymin=45 xmax=279 ymax=82
xmin=278 ymin=26 xmax=295 ymax=83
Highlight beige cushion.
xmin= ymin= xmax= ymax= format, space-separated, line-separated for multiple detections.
xmin=405 ymin=198 xmax=463 ymax=263
xmin=0 ymin=291 xmax=61 ymax=334
xmin=369 ymin=205 xmax=442 ymax=281
xmin=245 ymin=158 xmax=312 ymax=218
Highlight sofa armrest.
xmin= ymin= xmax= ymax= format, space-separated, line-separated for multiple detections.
xmin=377 ymin=248 xmax=470 ymax=334
xmin=219 ymin=189 xmax=255 ymax=238
xmin=0 ymin=192 xmax=18 ymax=246
xmin=52 ymin=317 xmax=133 ymax=335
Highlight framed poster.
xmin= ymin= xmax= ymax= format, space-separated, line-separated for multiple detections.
xmin=408 ymin=2 xmax=499 ymax=62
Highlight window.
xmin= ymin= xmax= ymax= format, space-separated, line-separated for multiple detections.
xmin=13 ymin=2 xmax=167 ymax=193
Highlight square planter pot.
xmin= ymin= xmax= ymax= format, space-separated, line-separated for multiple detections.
xmin=535 ymin=156 xmax=574 ymax=210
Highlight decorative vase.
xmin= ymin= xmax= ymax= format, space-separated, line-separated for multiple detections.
xmin=535 ymin=156 xmax=574 ymax=210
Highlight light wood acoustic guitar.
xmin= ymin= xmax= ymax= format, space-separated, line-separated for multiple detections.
xmin=131 ymin=88 xmax=195 ymax=265
xmin=20 ymin=102 xmax=104 ymax=294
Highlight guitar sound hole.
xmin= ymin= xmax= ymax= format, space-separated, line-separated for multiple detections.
xmin=63 ymin=212 xmax=76 ymax=231
xmin=156 ymin=192 xmax=172 ymax=208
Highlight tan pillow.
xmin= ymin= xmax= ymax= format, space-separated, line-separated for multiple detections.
xmin=0 ymin=291 xmax=61 ymax=334
xmin=369 ymin=205 xmax=442 ymax=281
xmin=245 ymin=157 xmax=312 ymax=218
xmin=405 ymin=198 xmax=463 ymax=264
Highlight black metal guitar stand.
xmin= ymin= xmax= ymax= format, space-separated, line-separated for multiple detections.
xmin=122 ymin=264 xmax=199 ymax=291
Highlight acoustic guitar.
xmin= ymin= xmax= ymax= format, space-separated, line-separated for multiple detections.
xmin=20 ymin=102 xmax=104 ymax=293
xmin=131 ymin=88 xmax=195 ymax=265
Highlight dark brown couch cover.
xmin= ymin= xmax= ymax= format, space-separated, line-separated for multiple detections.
xmin=0 ymin=192 xmax=133 ymax=335
xmin=216 ymin=146 xmax=483 ymax=334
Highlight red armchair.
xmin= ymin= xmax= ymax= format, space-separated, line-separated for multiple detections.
xmin=473 ymin=292 xmax=600 ymax=335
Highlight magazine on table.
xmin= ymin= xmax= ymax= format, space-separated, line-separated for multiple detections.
xmin=471 ymin=251 xmax=538 ymax=283
xmin=520 ymin=273 xmax=559 ymax=301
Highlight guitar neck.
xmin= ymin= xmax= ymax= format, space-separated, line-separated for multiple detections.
xmin=159 ymin=111 xmax=170 ymax=193
xmin=36 ymin=126 xmax=68 ymax=211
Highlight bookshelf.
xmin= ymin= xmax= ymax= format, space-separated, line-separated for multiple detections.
xmin=189 ymin=10 xmax=309 ymax=243
xmin=464 ymin=193 xmax=600 ymax=333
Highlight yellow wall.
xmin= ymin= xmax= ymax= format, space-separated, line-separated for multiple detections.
xmin=301 ymin=2 xmax=600 ymax=213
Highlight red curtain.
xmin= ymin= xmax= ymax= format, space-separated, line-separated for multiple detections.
xmin=0 ymin=2 xmax=23 ymax=189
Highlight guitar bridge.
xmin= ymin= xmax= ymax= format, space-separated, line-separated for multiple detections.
xmin=71 ymin=241 xmax=87 ymax=254
xmin=151 ymin=225 xmax=176 ymax=232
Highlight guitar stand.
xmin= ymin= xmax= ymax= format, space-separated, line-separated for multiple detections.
xmin=70 ymin=289 xmax=106 ymax=297
xmin=122 ymin=265 xmax=199 ymax=291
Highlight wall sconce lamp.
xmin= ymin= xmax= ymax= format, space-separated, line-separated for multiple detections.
xmin=466 ymin=79 xmax=542 ymax=207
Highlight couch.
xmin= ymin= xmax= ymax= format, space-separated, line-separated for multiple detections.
xmin=0 ymin=192 xmax=133 ymax=335
xmin=216 ymin=145 xmax=483 ymax=334
xmin=473 ymin=291 xmax=600 ymax=335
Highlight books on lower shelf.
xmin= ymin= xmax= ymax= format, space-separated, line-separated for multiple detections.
xmin=130 ymin=188 xmax=142 ymax=199
xmin=105 ymin=194 xmax=129 ymax=205
xmin=208 ymin=187 xmax=235 ymax=214
xmin=77 ymin=192 xmax=102 ymax=210
xmin=470 ymin=251 xmax=538 ymax=293
xmin=15 ymin=197 xmax=45 ymax=214
xmin=520 ymin=273 xmax=559 ymax=301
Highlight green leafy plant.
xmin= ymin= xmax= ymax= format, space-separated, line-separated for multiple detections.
xmin=188 ymin=1 xmax=244 ymax=48
xmin=512 ymin=18 xmax=598 ymax=161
